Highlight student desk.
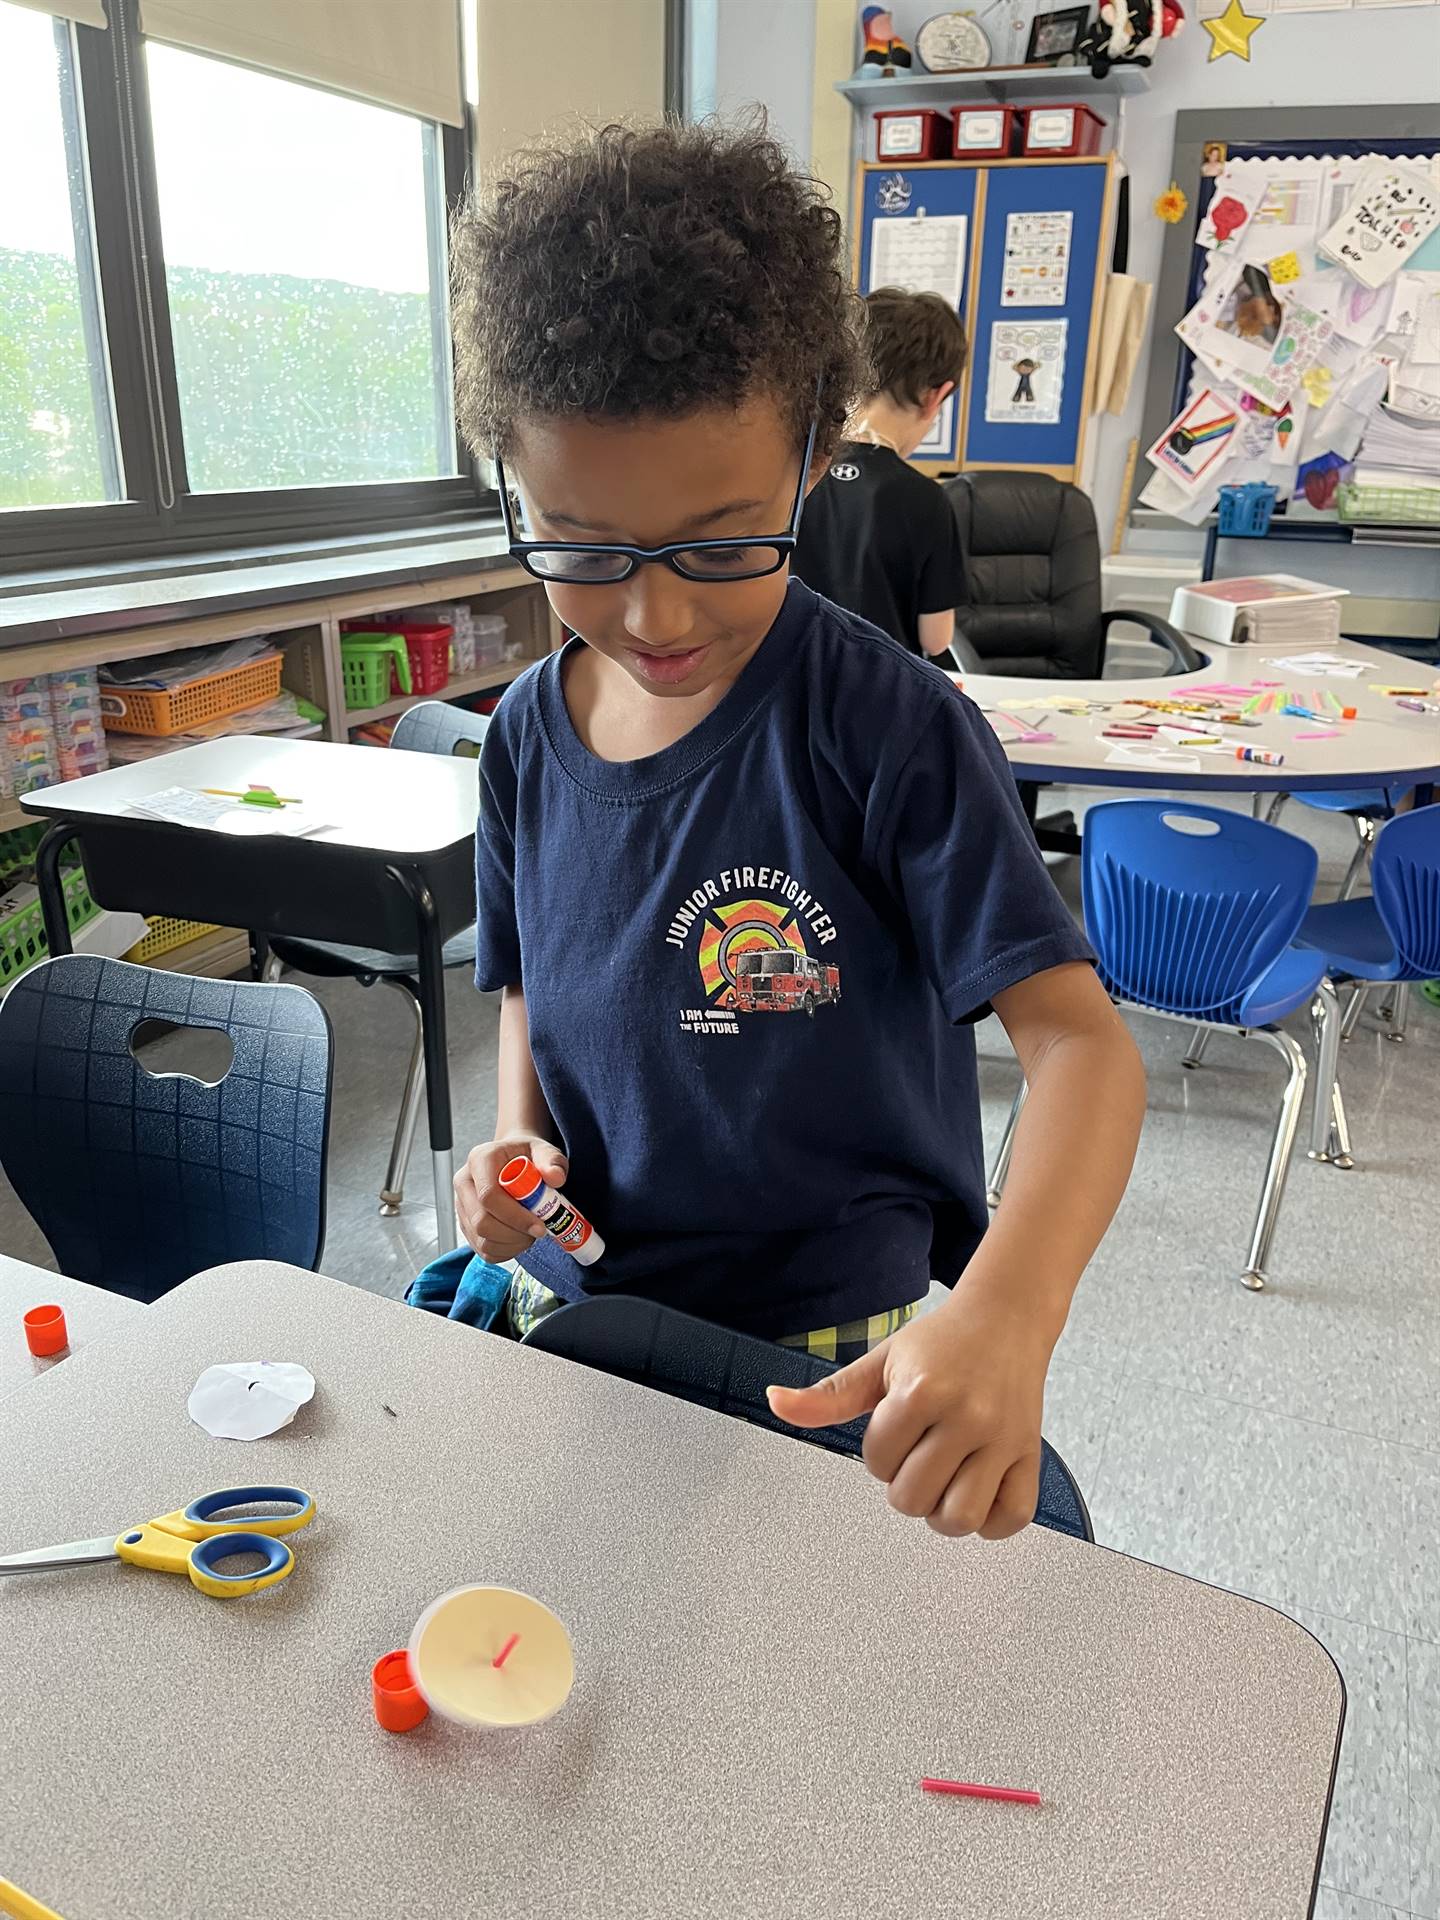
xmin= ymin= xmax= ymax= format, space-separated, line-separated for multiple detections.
xmin=965 ymin=636 xmax=1440 ymax=796
xmin=22 ymin=735 xmax=480 ymax=1253
xmin=0 ymin=1261 xmax=1344 ymax=1920
xmin=0 ymin=1255 xmax=144 ymax=1402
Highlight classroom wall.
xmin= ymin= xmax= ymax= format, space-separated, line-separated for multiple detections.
xmin=470 ymin=0 xmax=667 ymax=178
xmin=708 ymin=0 xmax=1440 ymax=547
xmin=688 ymin=0 xmax=816 ymax=161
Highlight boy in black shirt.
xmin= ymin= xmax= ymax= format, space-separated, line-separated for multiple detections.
xmin=793 ymin=287 xmax=967 ymax=658
xmin=450 ymin=124 xmax=1144 ymax=1540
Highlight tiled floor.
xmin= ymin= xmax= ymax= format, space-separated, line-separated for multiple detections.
xmin=2 ymin=788 xmax=1435 ymax=1914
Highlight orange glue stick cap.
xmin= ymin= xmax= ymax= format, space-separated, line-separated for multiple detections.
xmin=23 ymin=1304 xmax=68 ymax=1357
xmin=372 ymin=1649 xmax=429 ymax=1732
xmin=499 ymin=1156 xmax=543 ymax=1202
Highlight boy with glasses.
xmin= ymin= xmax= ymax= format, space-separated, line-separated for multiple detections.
xmin=451 ymin=123 xmax=1144 ymax=1540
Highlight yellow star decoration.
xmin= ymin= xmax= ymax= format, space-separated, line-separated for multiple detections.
xmin=1203 ymin=0 xmax=1264 ymax=60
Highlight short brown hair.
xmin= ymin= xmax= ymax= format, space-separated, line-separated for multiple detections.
xmin=861 ymin=288 xmax=968 ymax=407
xmin=450 ymin=121 xmax=865 ymax=462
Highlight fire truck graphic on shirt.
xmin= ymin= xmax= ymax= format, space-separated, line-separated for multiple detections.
xmin=726 ymin=948 xmax=841 ymax=1017
xmin=663 ymin=870 xmax=842 ymax=1037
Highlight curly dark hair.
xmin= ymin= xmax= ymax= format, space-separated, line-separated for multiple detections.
xmin=450 ymin=120 xmax=865 ymax=461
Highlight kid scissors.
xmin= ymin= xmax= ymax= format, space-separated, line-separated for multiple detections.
xmin=0 ymin=1484 xmax=315 ymax=1599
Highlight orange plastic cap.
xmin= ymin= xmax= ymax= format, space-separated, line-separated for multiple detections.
xmin=23 ymin=1304 xmax=68 ymax=1358
xmin=498 ymin=1156 xmax=540 ymax=1199
xmin=372 ymin=1649 xmax=429 ymax=1733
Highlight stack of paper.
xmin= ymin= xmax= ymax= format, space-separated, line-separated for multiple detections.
xmin=1353 ymin=405 xmax=1440 ymax=485
xmin=1169 ymin=575 xmax=1349 ymax=648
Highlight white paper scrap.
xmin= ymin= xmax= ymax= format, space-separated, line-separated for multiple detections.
xmin=188 ymin=1361 xmax=316 ymax=1440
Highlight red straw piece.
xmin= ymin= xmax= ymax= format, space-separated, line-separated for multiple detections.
xmin=921 ymin=1778 xmax=1042 ymax=1806
xmin=493 ymin=1632 xmax=521 ymax=1670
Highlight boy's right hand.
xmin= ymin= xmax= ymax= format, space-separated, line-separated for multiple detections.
xmin=454 ymin=1137 xmax=568 ymax=1264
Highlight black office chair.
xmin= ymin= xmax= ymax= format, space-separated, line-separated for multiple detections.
xmin=266 ymin=700 xmax=487 ymax=1217
xmin=942 ymin=471 xmax=1199 ymax=851
xmin=522 ymin=1293 xmax=1094 ymax=1543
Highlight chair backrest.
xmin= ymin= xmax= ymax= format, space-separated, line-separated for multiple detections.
xmin=0 ymin=955 xmax=333 ymax=1303
xmin=522 ymin=1294 xmax=1093 ymax=1542
xmin=1082 ymin=800 xmax=1318 ymax=1023
xmin=390 ymin=699 xmax=491 ymax=759
xmin=1370 ymin=805 xmax=1440 ymax=979
xmin=943 ymin=471 xmax=1103 ymax=678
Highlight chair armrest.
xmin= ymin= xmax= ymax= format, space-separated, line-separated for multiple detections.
xmin=1100 ymin=607 xmax=1204 ymax=676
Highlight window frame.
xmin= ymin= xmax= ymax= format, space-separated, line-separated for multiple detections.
xmin=2 ymin=0 xmax=490 ymax=574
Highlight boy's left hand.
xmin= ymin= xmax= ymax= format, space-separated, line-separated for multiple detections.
xmin=765 ymin=1295 xmax=1053 ymax=1539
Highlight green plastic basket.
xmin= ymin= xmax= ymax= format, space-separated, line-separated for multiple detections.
xmin=1336 ymin=482 xmax=1440 ymax=527
xmin=340 ymin=634 xmax=412 ymax=711
xmin=0 ymin=866 xmax=99 ymax=989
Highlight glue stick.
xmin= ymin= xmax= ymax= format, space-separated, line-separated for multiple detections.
xmin=499 ymin=1157 xmax=605 ymax=1267
xmin=1235 ymin=746 xmax=1284 ymax=766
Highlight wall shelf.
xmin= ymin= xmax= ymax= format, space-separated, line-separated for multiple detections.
xmin=342 ymin=654 xmax=537 ymax=726
xmin=836 ymin=65 xmax=1150 ymax=110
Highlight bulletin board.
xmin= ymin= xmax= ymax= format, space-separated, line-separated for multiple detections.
xmin=1134 ymin=102 xmax=1440 ymax=518
xmin=856 ymin=156 xmax=1116 ymax=479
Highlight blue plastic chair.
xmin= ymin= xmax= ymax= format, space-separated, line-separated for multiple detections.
xmin=1297 ymin=804 xmax=1440 ymax=1087
xmin=989 ymin=802 xmax=1344 ymax=1292
xmin=521 ymin=1293 xmax=1094 ymax=1543
xmin=268 ymin=699 xmax=488 ymax=1218
xmin=0 ymin=954 xmax=332 ymax=1303
xmin=1267 ymin=788 xmax=1408 ymax=902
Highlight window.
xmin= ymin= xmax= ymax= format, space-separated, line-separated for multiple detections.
xmin=1 ymin=0 xmax=483 ymax=572
xmin=145 ymin=45 xmax=457 ymax=493
xmin=0 ymin=6 xmax=119 ymax=510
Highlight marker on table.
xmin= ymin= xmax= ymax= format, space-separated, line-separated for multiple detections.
xmin=921 ymin=1778 xmax=1042 ymax=1807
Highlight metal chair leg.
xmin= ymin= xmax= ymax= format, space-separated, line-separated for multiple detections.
xmin=1337 ymin=815 xmax=1377 ymax=903
xmin=378 ymin=981 xmax=426 ymax=1217
xmin=1265 ymin=793 xmax=1288 ymax=825
xmin=261 ymin=952 xmax=284 ymax=984
xmin=1181 ymin=1024 xmax=1211 ymax=1069
xmin=1340 ymin=981 xmax=1370 ymax=1041
xmin=1239 ymin=1028 xmax=1308 ymax=1292
xmin=1307 ymin=982 xmax=1353 ymax=1169
xmin=986 ymin=1079 xmax=1028 ymax=1209
xmin=1384 ymin=980 xmax=1411 ymax=1043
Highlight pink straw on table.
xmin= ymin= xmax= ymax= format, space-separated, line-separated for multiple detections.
xmin=493 ymin=1633 xmax=521 ymax=1670
xmin=921 ymin=1778 xmax=1042 ymax=1806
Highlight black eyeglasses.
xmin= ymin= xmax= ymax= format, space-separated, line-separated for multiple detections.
xmin=496 ymin=414 xmax=819 ymax=586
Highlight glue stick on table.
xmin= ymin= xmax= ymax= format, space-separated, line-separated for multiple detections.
xmin=499 ymin=1157 xmax=604 ymax=1266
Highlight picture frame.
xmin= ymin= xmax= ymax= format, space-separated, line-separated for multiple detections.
xmin=1024 ymin=5 xmax=1089 ymax=64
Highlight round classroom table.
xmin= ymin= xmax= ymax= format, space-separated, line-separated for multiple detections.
xmin=962 ymin=635 xmax=1440 ymax=795
xmin=0 ymin=1253 xmax=145 ymax=1403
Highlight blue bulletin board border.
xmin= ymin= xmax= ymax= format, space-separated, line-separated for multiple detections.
xmin=855 ymin=157 xmax=1114 ymax=477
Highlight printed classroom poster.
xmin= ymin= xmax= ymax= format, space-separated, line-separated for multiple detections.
xmin=985 ymin=319 xmax=1068 ymax=426
xmin=868 ymin=212 xmax=968 ymax=309
xmin=1001 ymin=210 xmax=1072 ymax=308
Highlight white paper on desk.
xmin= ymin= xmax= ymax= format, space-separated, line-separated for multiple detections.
xmin=1104 ymin=745 xmax=1202 ymax=771
xmin=126 ymin=788 xmax=331 ymax=838
xmin=1269 ymin=653 xmax=1371 ymax=678
xmin=188 ymin=1361 xmax=316 ymax=1440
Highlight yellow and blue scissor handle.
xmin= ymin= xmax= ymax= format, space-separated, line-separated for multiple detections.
xmin=0 ymin=1485 xmax=315 ymax=1601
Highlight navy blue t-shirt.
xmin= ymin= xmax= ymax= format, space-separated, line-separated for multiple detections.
xmin=473 ymin=579 xmax=1091 ymax=1339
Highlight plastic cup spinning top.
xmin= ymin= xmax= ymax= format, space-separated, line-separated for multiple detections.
xmin=409 ymin=1586 xmax=574 ymax=1728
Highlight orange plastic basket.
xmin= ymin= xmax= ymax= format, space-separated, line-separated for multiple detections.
xmin=100 ymin=654 xmax=283 ymax=737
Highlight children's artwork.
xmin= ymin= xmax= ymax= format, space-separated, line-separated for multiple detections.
xmin=1385 ymin=272 xmax=1440 ymax=359
xmin=1318 ymin=162 xmax=1440 ymax=290
xmin=984 ymin=320 xmax=1067 ymax=425
xmin=1147 ymin=387 xmax=1241 ymax=490
xmin=1000 ymin=210 xmax=1072 ymax=307
xmin=868 ymin=211 xmax=967 ymax=308
xmin=1178 ymin=262 xmax=1335 ymax=407
xmin=1330 ymin=274 xmax=1393 ymax=346
xmin=1267 ymin=251 xmax=1302 ymax=286
xmin=1196 ymin=180 xmax=1263 ymax=253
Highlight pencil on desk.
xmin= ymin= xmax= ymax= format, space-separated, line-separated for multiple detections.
xmin=0 ymin=1877 xmax=67 ymax=1920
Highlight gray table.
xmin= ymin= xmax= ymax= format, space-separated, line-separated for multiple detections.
xmin=0 ymin=1253 xmax=144 ymax=1402
xmin=969 ymin=634 xmax=1440 ymax=793
xmin=23 ymin=735 xmax=481 ymax=1250
xmin=0 ymin=1262 xmax=1344 ymax=1920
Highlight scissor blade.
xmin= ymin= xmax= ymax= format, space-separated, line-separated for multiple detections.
xmin=0 ymin=1535 xmax=119 ymax=1574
